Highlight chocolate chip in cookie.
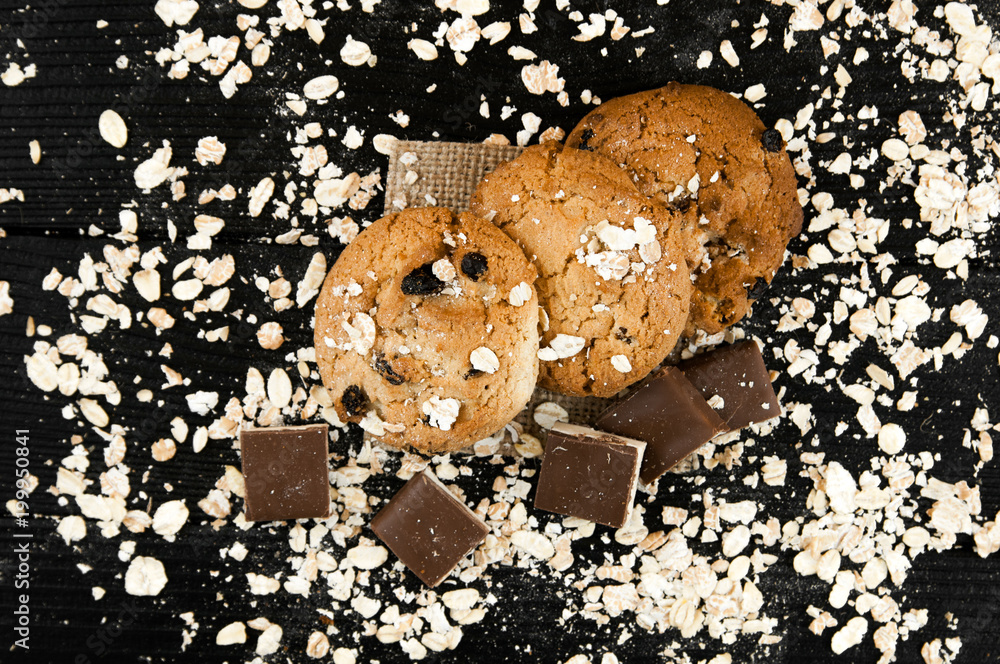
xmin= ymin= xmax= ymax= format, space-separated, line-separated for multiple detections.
xmin=374 ymin=355 xmax=405 ymax=385
xmin=401 ymin=263 xmax=445 ymax=296
xmin=761 ymin=128 xmax=784 ymax=153
xmin=745 ymin=276 xmax=770 ymax=300
xmin=460 ymin=252 xmax=488 ymax=281
xmin=342 ymin=385 xmax=368 ymax=416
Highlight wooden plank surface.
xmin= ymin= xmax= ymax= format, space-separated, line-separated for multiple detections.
xmin=1 ymin=1 xmax=999 ymax=663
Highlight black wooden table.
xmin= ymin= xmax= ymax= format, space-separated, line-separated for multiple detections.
xmin=1 ymin=1 xmax=999 ymax=662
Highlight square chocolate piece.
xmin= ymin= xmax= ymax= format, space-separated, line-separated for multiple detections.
xmin=678 ymin=340 xmax=780 ymax=431
xmin=371 ymin=469 xmax=489 ymax=588
xmin=595 ymin=366 xmax=727 ymax=485
xmin=240 ymin=424 xmax=331 ymax=522
xmin=533 ymin=423 xmax=646 ymax=529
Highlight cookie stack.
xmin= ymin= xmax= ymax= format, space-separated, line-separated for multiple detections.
xmin=314 ymin=83 xmax=802 ymax=454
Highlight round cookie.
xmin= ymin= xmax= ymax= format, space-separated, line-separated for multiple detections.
xmin=314 ymin=207 xmax=539 ymax=455
xmin=565 ymin=82 xmax=803 ymax=335
xmin=470 ymin=141 xmax=692 ymax=398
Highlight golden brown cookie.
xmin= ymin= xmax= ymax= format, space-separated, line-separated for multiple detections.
xmin=566 ymin=83 xmax=803 ymax=334
xmin=469 ymin=142 xmax=692 ymax=398
xmin=314 ymin=207 xmax=539 ymax=454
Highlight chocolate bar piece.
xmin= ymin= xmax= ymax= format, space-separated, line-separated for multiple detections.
xmin=595 ymin=367 xmax=726 ymax=485
xmin=678 ymin=340 xmax=780 ymax=430
xmin=371 ymin=469 xmax=489 ymax=588
xmin=240 ymin=424 xmax=331 ymax=521
xmin=533 ymin=423 xmax=645 ymax=528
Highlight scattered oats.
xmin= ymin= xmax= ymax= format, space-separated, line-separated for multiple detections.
xmin=898 ymin=110 xmax=927 ymax=146
xmin=152 ymin=500 xmax=189 ymax=538
xmin=423 ymin=396 xmax=461 ymax=430
xmin=721 ymin=525 xmax=751 ymax=557
xmin=511 ymin=530 xmax=555 ymax=560
xmin=216 ymin=622 xmax=247 ymax=645
xmin=124 ymin=556 xmax=167 ymax=596
xmin=257 ymin=322 xmax=284 ymax=350
xmin=0 ymin=282 xmax=12 ymax=317
xmin=432 ymin=258 xmax=457 ymax=282
xmin=829 ymin=153 xmax=853 ymax=175
xmin=78 ymin=398 xmax=109 ymax=427
xmin=346 ymin=542 xmax=388 ymax=570
xmin=303 ymin=75 xmax=339 ymax=100
xmin=256 ymin=624 xmax=283 ymax=656
xmin=744 ymin=83 xmax=766 ymax=102
xmin=306 ymin=631 xmax=330 ymax=658
xmin=761 ymin=456 xmax=787 ymax=486
xmin=133 ymin=270 xmax=161 ymax=302
xmin=154 ymin=0 xmax=199 ymax=27
xmin=831 ymin=617 xmax=868 ymax=654
xmin=611 ymin=355 xmax=632 ymax=373
xmin=878 ymin=423 xmax=906 ymax=455
xmin=296 ymin=253 xmax=327 ymax=307
xmin=720 ymin=40 xmax=740 ymax=67
xmin=134 ymin=142 xmax=174 ymax=189
xmin=697 ymin=50 xmax=713 ymax=68
xmin=515 ymin=433 xmax=544 ymax=458
xmin=340 ymin=36 xmax=372 ymax=66
xmin=538 ymin=334 xmax=585 ymax=361
xmin=195 ymin=136 xmax=226 ymax=166
xmin=470 ymin=347 xmax=500 ymax=374
xmin=508 ymin=281 xmax=532 ymax=306
xmin=248 ymin=176 xmax=275 ymax=217
xmin=29 ymin=140 xmax=41 ymax=164
xmin=57 ymin=515 xmax=87 ymax=544
xmin=408 ymin=39 xmax=439 ymax=61
xmin=267 ymin=368 xmax=292 ymax=408
xmin=373 ymin=134 xmax=398 ymax=155
xmin=533 ymin=402 xmax=568 ymax=430
xmin=482 ymin=21 xmax=511 ymax=44
xmin=521 ymin=60 xmax=564 ymax=95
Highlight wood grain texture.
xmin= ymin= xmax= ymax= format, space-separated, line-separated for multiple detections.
xmin=1 ymin=1 xmax=999 ymax=663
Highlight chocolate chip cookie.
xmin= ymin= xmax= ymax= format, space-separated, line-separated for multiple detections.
xmin=470 ymin=141 xmax=692 ymax=398
xmin=314 ymin=207 xmax=539 ymax=454
xmin=566 ymin=83 xmax=803 ymax=334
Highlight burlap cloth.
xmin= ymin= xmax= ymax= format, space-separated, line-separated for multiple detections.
xmin=382 ymin=140 xmax=609 ymax=446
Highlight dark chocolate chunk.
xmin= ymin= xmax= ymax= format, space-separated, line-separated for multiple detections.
xmin=577 ymin=128 xmax=596 ymax=151
xmin=678 ymin=340 xmax=780 ymax=430
xmin=370 ymin=469 xmax=489 ymax=588
xmin=666 ymin=195 xmax=693 ymax=213
xmin=596 ymin=367 xmax=727 ymax=485
xmin=374 ymin=355 xmax=405 ymax=385
xmin=534 ymin=423 xmax=645 ymax=528
xmin=240 ymin=424 xmax=330 ymax=522
xmin=761 ymin=128 xmax=784 ymax=153
xmin=401 ymin=263 xmax=445 ymax=296
xmin=464 ymin=368 xmax=484 ymax=379
xmin=745 ymin=276 xmax=770 ymax=300
xmin=460 ymin=252 xmax=488 ymax=281
xmin=615 ymin=327 xmax=633 ymax=344
xmin=341 ymin=385 xmax=368 ymax=416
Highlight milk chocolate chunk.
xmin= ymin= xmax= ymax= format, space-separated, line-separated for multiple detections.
xmin=371 ymin=469 xmax=489 ymax=588
xmin=595 ymin=367 xmax=726 ymax=485
xmin=240 ymin=424 xmax=331 ymax=521
xmin=534 ymin=423 xmax=646 ymax=529
xmin=678 ymin=340 xmax=780 ymax=430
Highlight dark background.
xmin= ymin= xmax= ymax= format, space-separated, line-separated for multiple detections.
xmin=1 ymin=0 xmax=998 ymax=662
